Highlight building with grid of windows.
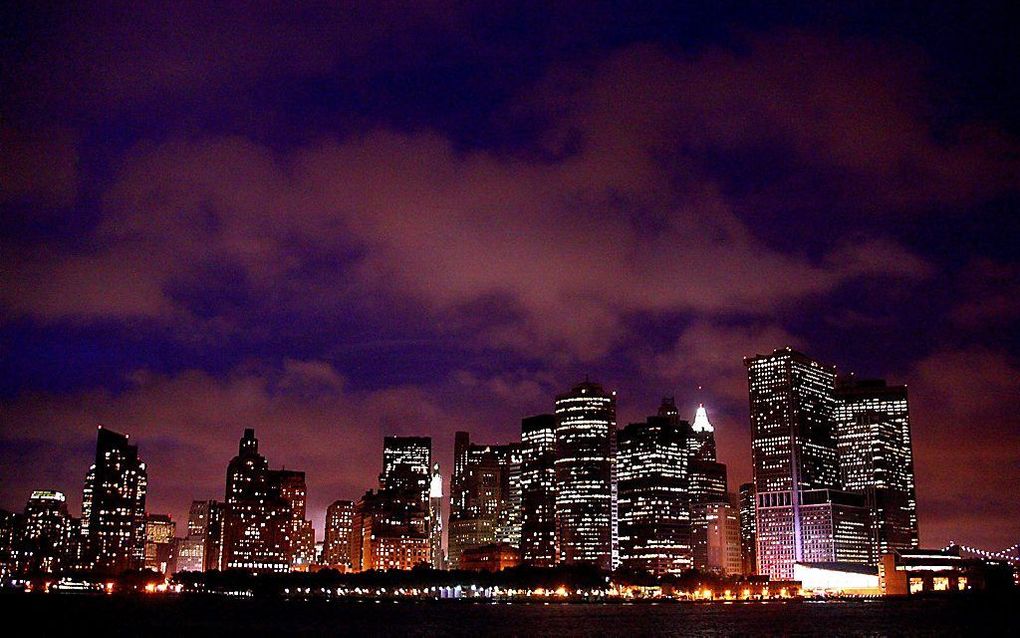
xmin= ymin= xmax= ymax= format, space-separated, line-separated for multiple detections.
xmin=834 ymin=378 xmax=919 ymax=560
xmin=324 ymin=499 xmax=354 ymax=569
xmin=554 ymin=381 xmax=618 ymax=571
xmin=519 ymin=414 xmax=557 ymax=567
xmin=746 ymin=349 xmax=841 ymax=580
xmin=80 ymin=426 xmax=148 ymax=575
xmin=738 ymin=482 xmax=756 ymax=575
xmin=617 ymin=399 xmax=692 ymax=576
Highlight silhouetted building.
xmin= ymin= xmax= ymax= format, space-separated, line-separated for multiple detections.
xmin=879 ymin=547 xmax=1015 ymax=595
xmin=448 ymin=432 xmax=521 ymax=568
xmin=220 ymin=429 xmax=313 ymax=573
xmin=519 ymin=414 xmax=557 ymax=567
xmin=80 ymin=426 xmax=148 ymax=574
xmin=738 ymin=482 xmax=756 ymax=575
xmin=351 ymin=438 xmax=432 ymax=571
xmin=0 ymin=510 xmax=22 ymax=581
xmin=143 ymin=514 xmax=176 ymax=573
xmin=617 ymin=399 xmax=692 ymax=576
xmin=324 ymin=500 xmax=354 ymax=569
xmin=554 ymin=381 xmax=617 ymax=571
xmin=835 ymin=378 xmax=919 ymax=560
xmin=21 ymin=490 xmax=70 ymax=574
xmin=746 ymin=349 xmax=840 ymax=580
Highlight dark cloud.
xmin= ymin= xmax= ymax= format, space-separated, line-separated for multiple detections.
xmin=1 ymin=3 xmax=1018 ymax=552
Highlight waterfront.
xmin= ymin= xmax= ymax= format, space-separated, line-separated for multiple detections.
xmin=3 ymin=593 xmax=1016 ymax=636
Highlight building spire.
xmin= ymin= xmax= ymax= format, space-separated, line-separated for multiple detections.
xmin=692 ymin=403 xmax=714 ymax=433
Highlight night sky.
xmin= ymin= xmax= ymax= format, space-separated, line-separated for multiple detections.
xmin=2 ymin=2 xmax=1018 ymax=552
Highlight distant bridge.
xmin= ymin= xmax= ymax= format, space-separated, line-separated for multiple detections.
xmin=945 ymin=542 xmax=1020 ymax=565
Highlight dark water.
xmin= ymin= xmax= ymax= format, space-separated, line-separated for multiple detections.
xmin=4 ymin=594 xmax=1016 ymax=636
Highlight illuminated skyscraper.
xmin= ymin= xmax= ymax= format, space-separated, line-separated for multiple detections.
xmin=183 ymin=499 xmax=222 ymax=572
xmin=746 ymin=349 xmax=865 ymax=579
xmin=143 ymin=514 xmax=176 ymax=573
xmin=702 ymin=498 xmax=743 ymax=575
xmin=834 ymin=378 xmax=919 ymax=558
xmin=738 ymin=482 xmax=756 ymax=575
xmin=519 ymin=414 xmax=557 ymax=567
xmin=220 ymin=429 xmax=312 ymax=573
xmin=684 ymin=403 xmax=730 ymax=571
xmin=617 ymin=400 xmax=692 ymax=576
xmin=448 ymin=432 xmax=521 ymax=568
xmin=80 ymin=426 xmax=148 ymax=574
xmin=324 ymin=499 xmax=354 ymax=569
xmin=22 ymin=490 xmax=70 ymax=574
xmin=554 ymin=381 xmax=617 ymax=571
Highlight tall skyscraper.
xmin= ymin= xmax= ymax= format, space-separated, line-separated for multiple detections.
xmin=554 ymin=381 xmax=617 ymax=571
xmin=686 ymin=404 xmax=730 ymax=571
xmin=448 ymin=432 xmax=521 ymax=568
xmin=22 ymin=490 xmax=70 ymax=574
xmin=617 ymin=400 xmax=692 ymax=576
xmin=834 ymin=378 xmax=919 ymax=558
xmin=220 ymin=429 xmax=313 ymax=573
xmin=746 ymin=348 xmax=865 ymax=579
xmin=183 ymin=500 xmax=222 ymax=572
xmin=702 ymin=498 xmax=743 ymax=575
xmin=519 ymin=414 xmax=557 ymax=567
xmin=80 ymin=426 xmax=148 ymax=574
xmin=738 ymin=482 xmax=757 ymax=575
xmin=143 ymin=514 xmax=176 ymax=573
xmin=324 ymin=500 xmax=354 ymax=569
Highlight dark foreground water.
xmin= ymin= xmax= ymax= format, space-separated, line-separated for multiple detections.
xmin=3 ymin=594 xmax=1017 ymax=636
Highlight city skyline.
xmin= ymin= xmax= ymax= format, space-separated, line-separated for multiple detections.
xmin=2 ymin=2 xmax=1018 ymax=562
xmin=0 ymin=352 xmax=1011 ymax=556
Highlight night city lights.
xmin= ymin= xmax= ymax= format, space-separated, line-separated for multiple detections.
xmin=1 ymin=2 xmax=1017 ymax=636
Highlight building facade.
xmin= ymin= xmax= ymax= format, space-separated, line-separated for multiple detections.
xmin=738 ymin=482 xmax=756 ymax=575
xmin=616 ymin=400 xmax=692 ymax=576
xmin=21 ymin=490 xmax=70 ymax=574
xmin=324 ymin=499 xmax=354 ymax=569
xmin=80 ymin=426 xmax=148 ymax=574
xmin=143 ymin=514 xmax=176 ymax=573
xmin=834 ymin=378 xmax=919 ymax=559
xmin=448 ymin=432 xmax=521 ymax=569
xmin=519 ymin=414 xmax=557 ymax=567
xmin=554 ymin=381 xmax=617 ymax=571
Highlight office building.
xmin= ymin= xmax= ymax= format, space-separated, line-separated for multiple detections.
xmin=746 ymin=349 xmax=841 ymax=580
xmin=554 ymin=381 xmax=617 ymax=571
xmin=429 ymin=464 xmax=445 ymax=569
xmin=617 ymin=400 xmax=692 ymax=576
xmin=519 ymin=414 xmax=557 ymax=567
xmin=21 ymin=490 xmax=70 ymax=574
xmin=324 ymin=500 xmax=354 ymax=569
xmin=143 ymin=514 xmax=176 ymax=573
xmin=220 ymin=429 xmax=313 ymax=573
xmin=80 ymin=426 xmax=148 ymax=574
xmin=700 ymin=498 xmax=743 ymax=575
xmin=686 ymin=404 xmax=730 ymax=571
xmin=834 ymin=378 xmax=919 ymax=558
xmin=448 ymin=432 xmax=521 ymax=568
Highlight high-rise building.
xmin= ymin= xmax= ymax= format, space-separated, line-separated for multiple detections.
xmin=143 ymin=514 xmax=176 ymax=573
xmin=21 ymin=490 xmax=70 ymax=574
xmin=554 ymin=381 xmax=617 ymax=571
xmin=700 ymin=498 xmax=743 ymax=575
xmin=0 ymin=510 xmax=23 ymax=582
xmin=617 ymin=400 xmax=692 ymax=576
xmin=429 ymin=464 xmax=445 ymax=569
xmin=746 ymin=348 xmax=855 ymax=579
xmin=351 ymin=437 xmax=432 ymax=571
xmin=80 ymin=426 xmax=148 ymax=574
xmin=738 ymin=482 xmax=756 ymax=575
xmin=685 ymin=404 xmax=730 ymax=571
xmin=519 ymin=414 xmax=557 ymax=567
xmin=834 ymin=378 xmax=919 ymax=559
xmin=274 ymin=470 xmax=316 ymax=571
xmin=324 ymin=500 xmax=354 ymax=569
xmin=183 ymin=500 xmax=222 ymax=572
xmin=220 ymin=429 xmax=312 ymax=573
xmin=448 ymin=432 xmax=521 ymax=568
